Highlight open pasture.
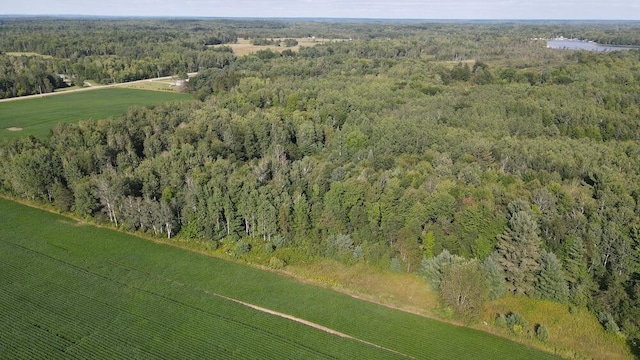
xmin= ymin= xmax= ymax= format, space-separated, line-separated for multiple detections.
xmin=0 ymin=198 xmax=558 ymax=359
xmin=0 ymin=88 xmax=191 ymax=140
xmin=217 ymin=38 xmax=343 ymax=56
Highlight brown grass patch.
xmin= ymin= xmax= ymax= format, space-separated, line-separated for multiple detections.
xmin=121 ymin=81 xmax=180 ymax=92
xmin=286 ymin=260 xmax=438 ymax=316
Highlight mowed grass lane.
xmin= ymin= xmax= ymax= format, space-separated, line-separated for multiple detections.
xmin=0 ymin=88 xmax=191 ymax=140
xmin=0 ymin=199 xmax=559 ymax=359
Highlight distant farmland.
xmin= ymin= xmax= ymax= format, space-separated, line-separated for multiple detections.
xmin=0 ymin=198 xmax=558 ymax=359
xmin=0 ymin=88 xmax=191 ymax=140
xmin=216 ymin=38 xmax=343 ymax=56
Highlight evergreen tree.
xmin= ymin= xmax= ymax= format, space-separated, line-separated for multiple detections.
xmin=534 ymin=250 xmax=569 ymax=303
xmin=565 ymin=238 xmax=590 ymax=306
xmin=483 ymin=255 xmax=507 ymax=300
xmin=420 ymin=249 xmax=465 ymax=290
xmin=494 ymin=206 xmax=542 ymax=296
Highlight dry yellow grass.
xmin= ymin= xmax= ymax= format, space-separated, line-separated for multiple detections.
xmin=286 ymin=260 xmax=439 ymax=316
xmin=216 ymin=38 xmax=344 ymax=56
xmin=120 ymin=80 xmax=182 ymax=92
xmin=484 ymin=297 xmax=632 ymax=360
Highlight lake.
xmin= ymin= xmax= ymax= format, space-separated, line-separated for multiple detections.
xmin=546 ymin=39 xmax=636 ymax=51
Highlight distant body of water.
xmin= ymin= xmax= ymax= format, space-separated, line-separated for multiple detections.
xmin=546 ymin=39 xmax=636 ymax=51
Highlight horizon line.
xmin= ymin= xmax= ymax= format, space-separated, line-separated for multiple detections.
xmin=1 ymin=14 xmax=639 ymax=22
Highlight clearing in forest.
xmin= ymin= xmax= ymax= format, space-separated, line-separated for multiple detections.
xmin=216 ymin=37 xmax=344 ymax=56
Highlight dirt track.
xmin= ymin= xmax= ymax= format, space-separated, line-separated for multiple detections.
xmin=209 ymin=291 xmax=417 ymax=359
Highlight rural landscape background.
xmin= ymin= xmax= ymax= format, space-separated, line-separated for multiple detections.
xmin=1 ymin=15 xmax=640 ymax=359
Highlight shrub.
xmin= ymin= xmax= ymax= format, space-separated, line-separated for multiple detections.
xmin=390 ymin=257 xmax=403 ymax=273
xmin=352 ymin=245 xmax=363 ymax=262
xmin=597 ymin=312 xmax=620 ymax=333
xmin=268 ymin=256 xmax=286 ymax=269
xmin=265 ymin=243 xmax=275 ymax=253
xmin=495 ymin=313 xmax=507 ymax=328
xmin=535 ymin=324 xmax=549 ymax=342
xmin=506 ymin=312 xmax=528 ymax=335
xmin=235 ymin=241 xmax=251 ymax=256
xmin=272 ymin=234 xmax=286 ymax=249
xmin=204 ymin=240 xmax=218 ymax=251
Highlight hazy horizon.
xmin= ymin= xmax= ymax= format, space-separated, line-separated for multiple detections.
xmin=2 ymin=0 xmax=639 ymax=21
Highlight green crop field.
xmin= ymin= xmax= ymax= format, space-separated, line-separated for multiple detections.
xmin=0 ymin=88 xmax=191 ymax=140
xmin=0 ymin=198 xmax=559 ymax=359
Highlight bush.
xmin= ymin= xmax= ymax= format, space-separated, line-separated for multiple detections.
xmin=272 ymin=234 xmax=286 ymax=249
xmin=268 ymin=256 xmax=286 ymax=269
xmin=495 ymin=313 xmax=507 ymax=328
xmin=234 ymin=241 xmax=251 ymax=256
xmin=265 ymin=243 xmax=275 ymax=253
xmin=390 ymin=257 xmax=403 ymax=273
xmin=535 ymin=324 xmax=549 ymax=342
xmin=204 ymin=240 xmax=219 ymax=251
xmin=506 ymin=312 xmax=528 ymax=336
xmin=352 ymin=245 xmax=363 ymax=262
xmin=598 ymin=312 xmax=620 ymax=333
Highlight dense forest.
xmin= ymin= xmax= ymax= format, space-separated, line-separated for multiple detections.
xmin=1 ymin=18 xmax=640 ymax=354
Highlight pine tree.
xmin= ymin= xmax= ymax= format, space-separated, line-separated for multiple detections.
xmin=420 ymin=249 xmax=464 ymax=290
xmin=564 ymin=238 xmax=590 ymax=306
xmin=494 ymin=208 xmax=542 ymax=295
xmin=483 ymin=255 xmax=506 ymax=300
xmin=534 ymin=250 xmax=569 ymax=302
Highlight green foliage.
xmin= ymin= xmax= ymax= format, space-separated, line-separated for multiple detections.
xmin=534 ymin=251 xmax=569 ymax=303
xmin=439 ymin=259 xmax=489 ymax=319
xmin=535 ymin=324 xmax=550 ymax=342
xmin=494 ymin=204 xmax=542 ymax=296
xmin=483 ymin=256 xmax=507 ymax=300
xmin=495 ymin=313 xmax=508 ymax=328
xmin=268 ymin=256 xmax=286 ymax=269
xmin=283 ymin=38 xmax=299 ymax=47
xmin=390 ymin=257 xmax=403 ymax=273
xmin=272 ymin=234 xmax=286 ymax=249
xmin=564 ymin=238 xmax=590 ymax=306
xmin=420 ymin=250 xmax=465 ymax=290
xmin=422 ymin=230 xmax=436 ymax=259
xmin=598 ymin=312 xmax=621 ymax=334
xmin=506 ymin=312 xmax=528 ymax=336
xmin=325 ymin=233 xmax=354 ymax=263
xmin=234 ymin=240 xmax=252 ymax=256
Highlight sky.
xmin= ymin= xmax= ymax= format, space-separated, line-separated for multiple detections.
xmin=2 ymin=0 xmax=639 ymax=20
